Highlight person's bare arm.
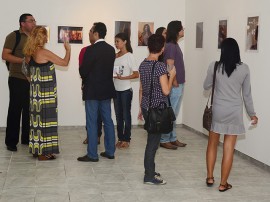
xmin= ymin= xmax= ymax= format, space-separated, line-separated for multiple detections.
xmin=114 ymin=71 xmax=139 ymax=79
xmin=160 ymin=66 xmax=176 ymax=95
xmin=167 ymin=59 xmax=178 ymax=87
xmin=2 ymin=48 xmax=23 ymax=64
xmin=41 ymin=42 xmax=71 ymax=66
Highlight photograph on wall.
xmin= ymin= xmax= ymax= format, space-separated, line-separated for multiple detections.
xmin=196 ymin=22 xmax=203 ymax=48
xmin=218 ymin=20 xmax=227 ymax=49
xmin=115 ymin=21 xmax=131 ymax=39
xmin=246 ymin=16 xmax=259 ymax=51
xmin=138 ymin=22 xmax=154 ymax=46
xmin=58 ymin=26 xmax=83 ymax=44
xmin=39 ymin=25 xmax=50 ymax=43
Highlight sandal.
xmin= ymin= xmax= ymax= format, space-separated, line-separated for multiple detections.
xmin=219 ymin=182 xmax=232 ymax=192
xmin=83 ymin=138 xmax=88 ymax=144
xmin=115 ymin=141 xmax=122 ymax=148
xmin=119 ymin=141 xmax=130 ymax=149
xmin=206 ymin=177 xmax=215 ymax=187
xmin=38 ymin=154 xmax=56 ymax=161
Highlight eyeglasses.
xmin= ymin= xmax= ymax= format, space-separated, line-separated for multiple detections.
xmin=24 ymin=19 xmax=36 ymax=23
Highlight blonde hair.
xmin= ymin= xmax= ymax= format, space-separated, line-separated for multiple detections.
xmin=24 ymin=26 xmax=47 ymax=56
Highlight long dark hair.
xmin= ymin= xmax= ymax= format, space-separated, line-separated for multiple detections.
xmin=219 ymin=38 xmax=242 ymax=77
xmin=155 ymin=27 xmax=166 ymax=35
xmin=155 ymin=27 xmax=166 ymax=62
xmin=115 ymin=32 xmax=133 ymax=53
xmin=166 ymin=20 xmax=182 ymax=43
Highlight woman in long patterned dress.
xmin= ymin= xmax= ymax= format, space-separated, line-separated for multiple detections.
xmin=23 ymin=26 xmax=71 ymax=160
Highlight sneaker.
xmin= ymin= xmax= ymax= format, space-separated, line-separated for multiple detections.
xmin=155 ymin=172 xmax=161 ymax=177
xmin=144 ymin=176 xmax=167 ymax=185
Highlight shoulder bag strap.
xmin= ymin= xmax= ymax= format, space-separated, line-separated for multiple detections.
xmin=148 ymin=61 xmax=158 ymax=109
xmin=208 ymin=61 xmax=218 ymax=106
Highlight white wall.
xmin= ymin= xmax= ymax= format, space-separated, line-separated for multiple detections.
xmin=0 ymin=0 xmax=185 ymax=126
xmin=184 ymin=0 xmax=270 ymax=166
xmin=2 ymin=0 xmax=268 ymax=167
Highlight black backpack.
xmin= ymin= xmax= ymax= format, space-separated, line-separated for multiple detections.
xmin=6 ymin=30 xmax=21 ymax=70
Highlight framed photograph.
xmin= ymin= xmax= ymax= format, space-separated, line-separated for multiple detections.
xmin=39 ymin=25 xmax=50 ymax=43
xmin=115 ymin=21 xmax=131 ymax=39
xmin=218 ymin=20 xmax=227 ymax=49
xmin=246 ymin=16 xmax=259 ymax=51
xmin=196 ymin=22 xmax=203 ymax=48
xmin=138 ymin=22 xmax=154 ymax=46
xmin=58 ymin=26 xmax=83 ymax=44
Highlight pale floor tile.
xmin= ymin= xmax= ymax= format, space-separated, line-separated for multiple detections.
xmin=0 ymin=126 xmax=269 ymax=201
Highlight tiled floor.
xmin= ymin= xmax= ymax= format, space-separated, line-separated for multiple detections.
xmin=0 ymin=126 xmax=270 ymax=202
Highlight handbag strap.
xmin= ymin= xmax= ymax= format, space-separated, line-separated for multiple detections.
xmin=148 ymin=61 xmax=172 ymax=109
xmin=207 ymin=61 xmax=218 ymax=106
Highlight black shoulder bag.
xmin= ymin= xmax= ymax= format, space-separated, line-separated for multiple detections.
xmin=203 ymin=61 xmax=218 ymax=131
xmin=144 ymin=61 xmax=176 ymax=134
xmin=6 ymin=30 xmax=21 ymax=70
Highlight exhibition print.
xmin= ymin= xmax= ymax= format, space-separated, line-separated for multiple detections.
xmin=115 ymin=21 xmax=131 ymax=39
xmin=218 ymin=20 xmax=227 ymax=49
xmin=58 ymin=26 xmax=83 ymax=44
xmin=196 ymin=22 xmax=203 ymax=48
xmin=246 ymin=16 xmax=259 ymax=51
xmin=138 ymin=22 xmax=154 ymax=46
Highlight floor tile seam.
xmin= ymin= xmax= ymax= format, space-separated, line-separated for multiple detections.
xmin=1 ymin=155 xmax=13 ymax=191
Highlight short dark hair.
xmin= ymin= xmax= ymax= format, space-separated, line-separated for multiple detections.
xmin=93 ymin=22 xmax=107 ymax=39
xmin=115 ymin=32 xmax=133 ymax=53
xmin=147 ymin=34 xmax=165 ymax=54
xmin=19 ymin=13 xmax=33 ymax=27
xmin=166 ymin=20 xmax=182 ymax=43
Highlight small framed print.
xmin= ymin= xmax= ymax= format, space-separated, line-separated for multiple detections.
xmin=138 ymin=22 xmax=154 ymax=46
xmin=58 ymin=26 xmax=83 ymax=44
xmin=218 ymin=20 xmax=227 ymax=49
xmin=115 ymin=21 xmax=131 ymax=39
xmin=196 ymin=22 xmax=203 ymax=48
xmin=246 ymin=16 xmax=259 ymax=51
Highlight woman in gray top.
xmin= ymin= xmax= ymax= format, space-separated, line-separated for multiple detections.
xmin=203 ymin=38 xmax=258 ymax=192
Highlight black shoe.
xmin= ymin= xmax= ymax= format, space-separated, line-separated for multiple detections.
xmin=7 ymin=146 xmax=17 ymax=152
xmin=21 ymin=142 xmax=29 ymax=145
xmin=77 ymin=155 xmax=99 ymax=162
xmin=100 ymin=152 xmax=115 ymax=159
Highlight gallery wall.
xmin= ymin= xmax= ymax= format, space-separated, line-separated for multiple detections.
xmin=0 ymin=0 xmax=186 ymax=126
xmin=1 ymin=0 xmax=269 ymax=167
xmin=184 ymin=0 xmax=270 ymax=166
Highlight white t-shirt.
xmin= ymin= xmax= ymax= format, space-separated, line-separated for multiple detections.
xmin=113 ymin=52 xmax=138 ymax=91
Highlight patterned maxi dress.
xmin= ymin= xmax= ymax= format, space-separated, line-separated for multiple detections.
xmin=29 ymin=59 xmax=59 ymax=155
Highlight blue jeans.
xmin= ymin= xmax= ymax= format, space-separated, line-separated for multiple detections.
xmin=160 ymin=84 xmax=184 ymax=143
xmin=142 ymin=108 xmax=161 ymax=181
xmin=85 ymin=110 xmax=102 ymax=137
xmin=113 ymin=89 xmax=133 ymax=142
xmin=85 ymin=99 xmax=115 ymax=159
